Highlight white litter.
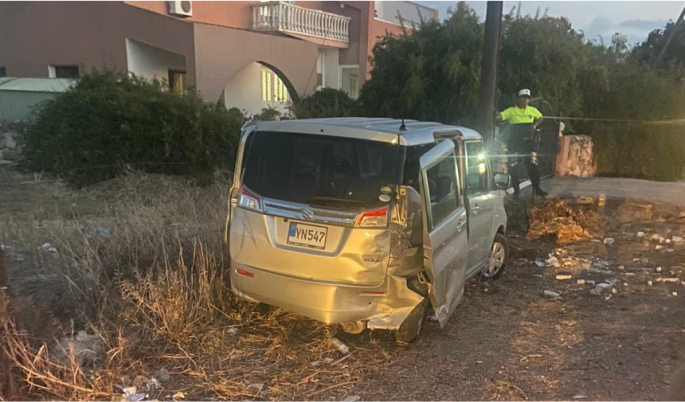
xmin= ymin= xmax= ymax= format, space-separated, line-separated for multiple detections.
xmin=40 ymin=243 xmax=57 ymax=253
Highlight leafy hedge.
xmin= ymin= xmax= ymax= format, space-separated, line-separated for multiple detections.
xmin=289 ymin=88 xmax=360 ymax=119
xmin=22 ymin=71 xmax=245 ymax=186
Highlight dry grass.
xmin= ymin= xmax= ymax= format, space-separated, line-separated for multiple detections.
xmin=526 ymin=198 xmax=603 ymax=244
xmin=0 ymin=168 xmax=385 ymax=400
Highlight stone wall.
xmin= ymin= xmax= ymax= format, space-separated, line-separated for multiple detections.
xmin=0 ymin=122 xmax=25 ymax=165
xmin=555 ymin=135 xmax=597 ymax=178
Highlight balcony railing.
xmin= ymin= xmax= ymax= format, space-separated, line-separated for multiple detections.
xmin=251 ymin=2 xmax=351 ymax=43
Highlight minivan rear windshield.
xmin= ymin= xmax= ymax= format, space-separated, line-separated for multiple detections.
xmin=242 ymin=131 xmax=401 ymax=210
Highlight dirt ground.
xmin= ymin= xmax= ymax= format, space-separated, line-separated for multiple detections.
xmin=349 ymin=197 xmax=685 ymax=401
xmin=2 ymin=166 xmax=685 ymax=400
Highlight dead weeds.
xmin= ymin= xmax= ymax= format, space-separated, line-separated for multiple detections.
xmin=527 ymin=198 xmax=603 ymax=244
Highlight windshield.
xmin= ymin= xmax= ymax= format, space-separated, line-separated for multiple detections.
xmin=242 ymin=131 xmax=402 ymax=210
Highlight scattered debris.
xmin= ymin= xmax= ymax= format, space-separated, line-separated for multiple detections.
xmin=535 ymin=258 xmax=546 ymax=268
xmin=611 ymin=288 xmax=618 ymax=294
xmin=329 ymin=337 xmax=350 ymax=355
xmin=577 ymin=279 xmax=586 ymax=285
xmin=656 ymin=245 xmax=663 ymax=250
xmin=544 ymin=290 xmax=561 ymax=298
xmin=672 ymin=236 xmax=684 ymax=245
xmin=656 ymin=267 xmax=662 ymax=273
xmin=310 ymin=361 xmax=321 ymax=367
xmin=604 ymin=238 xmax=615 ymax=245
xmin=227 ymin=327 xmax=239 ymax=336
xmin=428 ymin=315 xmax=438 ymax=322
xmin=651 ymin=234 xmax=665 ymax=244
xmin=657 ymin=278 xmax=680 ymax=283
xmin=546 ymin=256 xmax=560 ymax=267
xmin=51 ymin=330 xmax=104 ymax=367
xmin=40 ymin=242 xmax=57 ymax=253
xmin=586 ymin=280 xmax=596 ymax=285
xmin=573 ymin=394 xmax=587 ymax=399
xmin=673 ymin=292 xmax=679 ymax=297
xmin=636 ymin=232 xmax=645 ymax=238
xmin=323 ymin=357 xmax=334 ymax=364
xmin=172 ymin=391 xmax=185 ymax=400
xmin=647 ymin=280 xmax=653 ymax=286
xmin=556 ymin=274 xmax=573 ymax=280
xmin=590 ymin=283 xmax=613 ymax=296
xmin=618 ymin=265 xmax=625 ymax=270
xmin=342 ymin=396 xmax=361 ymax=402
xmin=604 ymin=294 xmax=612 ymax=301
xmin=122 ymin=386 xmax=146 ymax=402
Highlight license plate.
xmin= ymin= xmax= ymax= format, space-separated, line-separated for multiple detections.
xmin=288 ymin=222 xmax=328 ymax=250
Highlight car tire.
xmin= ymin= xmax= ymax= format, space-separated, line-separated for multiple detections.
xmin=395 ymin=297 xmax=429 ymax=345
xmin=480 ymin=233 xmax=509 ymax=281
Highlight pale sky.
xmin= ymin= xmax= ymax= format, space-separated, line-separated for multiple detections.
xmin=417 ymin=1 xmax=685 ymax=47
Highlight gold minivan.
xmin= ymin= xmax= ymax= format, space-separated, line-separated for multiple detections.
xmin=228 ymin=118 xmax=510 ymax=343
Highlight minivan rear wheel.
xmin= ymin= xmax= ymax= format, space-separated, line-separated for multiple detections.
xmin=395 ymin=297 xmax=429 ymax=345
xmin=481 ymin=233 xmax=509 ymax=281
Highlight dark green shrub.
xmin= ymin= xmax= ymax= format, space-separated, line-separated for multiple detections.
xmin=290 ymin=88 xmax=360 ymax=119
xmin=22 ymin=70 xmax=245 ymax=186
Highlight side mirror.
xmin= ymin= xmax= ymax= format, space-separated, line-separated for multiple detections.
xmin=494 ymin=173 xmax=511 ymax=190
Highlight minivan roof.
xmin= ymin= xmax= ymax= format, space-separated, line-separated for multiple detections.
xmin=251 ymin=118 xmax=483 ymax=146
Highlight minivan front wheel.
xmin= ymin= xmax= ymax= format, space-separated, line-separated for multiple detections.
xmin=481 ymin=233 xmax=509 ymax=280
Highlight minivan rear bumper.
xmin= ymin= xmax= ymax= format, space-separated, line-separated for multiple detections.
xmin=230 ymin=261 xmax=425 ymax=330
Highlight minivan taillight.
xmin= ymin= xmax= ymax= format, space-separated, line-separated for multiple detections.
xmin=238 ymin=187 xmax=262 ymax=212
xmin=356 ymin=209 xmax=388 ymax=228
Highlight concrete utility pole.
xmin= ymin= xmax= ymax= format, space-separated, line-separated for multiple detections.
xmin=476 ymin=1 xmax=503 ymax=145
xmin=654 ymin=5 xmax=685 ymax=67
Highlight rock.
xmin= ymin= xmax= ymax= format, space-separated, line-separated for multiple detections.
xmin=342 ymin=396 xmax=361 ymax=402
xmin=154 ymin=368 xmax=170 ymax=382
xmin=586 ymin=280 xmax=596 ymax=285
xmin=556 ymin=274 xmax=572 ymax=280
xmin=577 ymin=279 xmax=586 ymax=285
xmin=611 ymin=288 xmax=618 ymax=294
xmin=310 ymin=361 xmax=321 ymax=367
xmin=603 ymin=238 xmax=615 ymax=245
xmin=656 ymin=267 xmax=662 ymax=273
xmin=573 ymin=394 xmax=587 ymax=399
xmin=547 ymin=256 xmax=560 ymax=267
xmin=673 ymin=292 xmax=679 ymax=297
xmin=618 ymin=266 xmax=625 ymax=270
xmin=647 ymin=280 xmax=653 ymax=286
xmin=636 ymin=232 xmax=645 ymax=238
xmin=51 ymin=330 xmax=104 ymax=367
xmin=172 ymin=391 xmax=186 ymax=400
xmin=544 ymin=290 xmax=561 ymax=298
xmin=656 ymin=245 xmax=664 ymax=250
xmin=226 ymin=327 xmax=239 ymax=336
xmin=590 ymin=283 xmax=612 ymax=296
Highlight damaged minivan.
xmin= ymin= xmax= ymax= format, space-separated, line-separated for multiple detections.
xmin=227 ymin=118 xmax=510 ymax=343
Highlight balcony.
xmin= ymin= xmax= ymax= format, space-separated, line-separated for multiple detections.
xmin=251 ymin=2 xmax=351 ymax=46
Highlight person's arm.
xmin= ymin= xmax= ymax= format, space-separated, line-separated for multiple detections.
xmin=531 ymin=107 xmax=543 ymax=128
xmin=496 ymin=108 xmax=510 ymax=122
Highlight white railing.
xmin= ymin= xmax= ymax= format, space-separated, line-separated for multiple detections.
xmin=251 ymin=2 xmax=350 ymax=43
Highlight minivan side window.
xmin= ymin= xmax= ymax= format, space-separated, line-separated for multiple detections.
xmin=465 ymin=141 xmax=489 ymax=194
xmin=424 ymin=152 xmax=460 ymax=230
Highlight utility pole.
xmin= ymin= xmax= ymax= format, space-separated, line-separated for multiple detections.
xmin=476 ymin=1 xmax=503 ymax=145
xmin=654 ymin=5 xmax=685 ymax=67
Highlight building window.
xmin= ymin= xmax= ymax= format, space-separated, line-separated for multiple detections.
xmin=48 ymin=65 xmax=80 ymax=78
xmin=348 ymin=73 xmax=358 ymax=99
xmin=261 ymin=68 xmax=288 ymax=103
xmin=168 ymin=70 xmax=187 ymax=94
xmin=0 ymin=67 xmax=6 ymax=78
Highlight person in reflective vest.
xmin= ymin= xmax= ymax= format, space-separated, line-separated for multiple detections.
xmin=495 ymin=88 xmax=548 ymax=198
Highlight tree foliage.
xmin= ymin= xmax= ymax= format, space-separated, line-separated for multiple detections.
xmin=23 ymin=70 xmax=245 ymax=186
xmin=290 ymin=87 xmax=360 ymax=119
xmin=359 ymin=2 xmax=685 ymax=180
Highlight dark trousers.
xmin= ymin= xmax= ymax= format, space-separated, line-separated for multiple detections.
xmin=506 ymin=136 xmax=541 ymax=194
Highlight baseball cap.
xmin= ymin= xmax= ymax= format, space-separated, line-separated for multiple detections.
xmin=518 ymin=89 xmax=531 ymax=98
